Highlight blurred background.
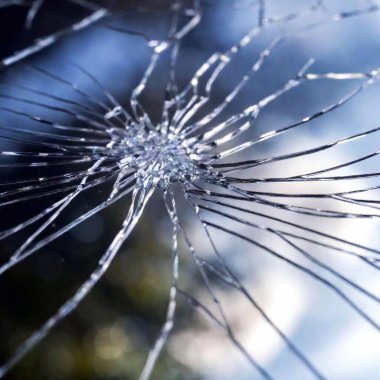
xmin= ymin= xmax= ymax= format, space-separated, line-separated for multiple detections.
xmin=1 ymin=1 xmax=380 ymax=379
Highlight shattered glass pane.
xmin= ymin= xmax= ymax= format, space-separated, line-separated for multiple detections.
xmin=1 ymin=0 xmax=380 ymax=379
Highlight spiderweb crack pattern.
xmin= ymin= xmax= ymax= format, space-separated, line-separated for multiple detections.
xmin=1 ymin=0 xmax=380 ymax=379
